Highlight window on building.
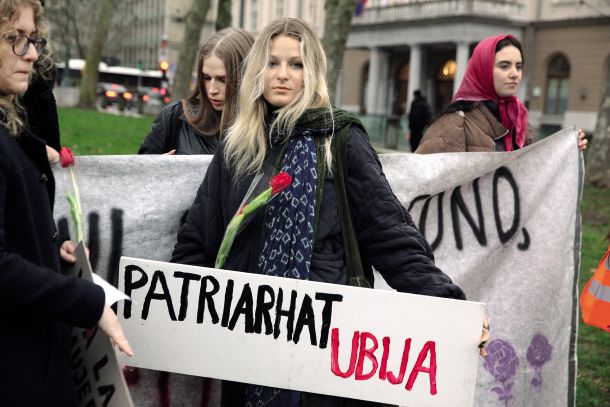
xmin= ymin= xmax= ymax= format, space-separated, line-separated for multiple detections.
xmin=361 ymin=62 xmax=369 ymax=115
xmin=396 ymin=63 xmax=409 ymax=115
xmin=251 ymin=0 xmax=258 ymax=32
xmin=606 ymin=55 xmax=610 ymax=92
xmin=309 ymin=0 xmax=318 ymax=21
xmin=275 ymin=0 xmax=284 ymax=17
xmin=435 ymin=59 xmax=456 ymax=114
xmin=437 ymin=59 xmax=456 ymax=80
xmin=545 ymin=55 xmax=570 ymax=115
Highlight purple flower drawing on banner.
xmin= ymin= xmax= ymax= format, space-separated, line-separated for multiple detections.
xmin=526 ymin=333 xmax=553 ymax=390
xmin=484 ymin=339 xmax=519 ymax=406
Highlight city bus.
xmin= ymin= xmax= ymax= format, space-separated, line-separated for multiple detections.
xmin=55 ymin=59 xmax=165 ymax=89
xmin=56 ymin=59 xmax=170 ymax=112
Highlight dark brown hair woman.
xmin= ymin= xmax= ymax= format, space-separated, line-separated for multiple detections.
xmin=139 ymin=27 xmax=254 ymax=155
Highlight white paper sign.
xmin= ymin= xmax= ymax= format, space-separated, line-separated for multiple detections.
xmin=92 ymin=272 xmax=130 ymax=306
xmin=118 ymin=257 xmax=484 ymax=406
xmin=64 ymin=243 xmax=134 ymax=407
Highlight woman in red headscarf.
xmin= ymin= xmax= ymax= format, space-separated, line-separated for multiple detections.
xmin=416 ymin=34 xmax=587 ymax=153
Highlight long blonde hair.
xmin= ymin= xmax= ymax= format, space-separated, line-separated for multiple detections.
xmin=0 ymin=0 xmax=49 ymax=137
xmin=183 ymin=27 xmax=254 ymax=137
xmin=224 ymin=18 xmax=333 ymax=177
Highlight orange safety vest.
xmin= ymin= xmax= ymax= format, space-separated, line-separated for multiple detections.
xmin=580 ymin=245 xmax=610 ymax=333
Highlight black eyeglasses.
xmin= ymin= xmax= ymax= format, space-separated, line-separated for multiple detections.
xmin=4 ymin=34 xmax=46 ymax=57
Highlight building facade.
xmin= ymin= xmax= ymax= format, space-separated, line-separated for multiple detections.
xmin=231 ymin=0 xmax=608 ymax=136
xmin=47 ymin=0 xmax=217 ymax=78
xmin=105 ymin=0 xmax=217 ymax=73
xmin=230 ymin=0 xmax=325 ymax=35
xmin=338 ymin=0 xmax=610 ymax=136
xmin=47 ymin=0 xmax=609 ymax=135
xmin=525 ymin=2 xmax=610 ymax=134
xmin=343 ymin=1 xmax=526 ymax=116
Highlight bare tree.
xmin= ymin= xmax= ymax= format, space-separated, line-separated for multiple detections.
xmin=585 ymin=67 xmax=610 ymax=188
xmin=77 ymin=0 xmax=117 ymax=108
xmin=216 ymin=0 xmax=232 ymax=31
xmin=322 ymin=0 xmax=359 ymax=103
xmin=172 ymin=0 xmax=213 ymax=101
xmin=65 ymin=0 xmax=88 ymax=59
xmin=45 ymin=0 xmax=91 ymax=59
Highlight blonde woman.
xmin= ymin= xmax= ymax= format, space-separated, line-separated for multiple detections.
xmin=139 ymin=27 xmax=254 ymax=155
xmin=173 ymin=18 xmax=468 ymax=406
xmin=0 ymin=1 xmax=132 ymax=405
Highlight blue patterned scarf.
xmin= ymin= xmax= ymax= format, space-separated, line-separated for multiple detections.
xmin=257 ymin=134 xmax=318 ymax=280
xmin=245 ymin=108 xmax=361 ymax=407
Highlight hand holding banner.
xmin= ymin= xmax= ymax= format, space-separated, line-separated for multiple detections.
xmin=52 ymin=129 xmax=583 ymax=406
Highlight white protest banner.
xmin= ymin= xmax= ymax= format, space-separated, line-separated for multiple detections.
xmin=117 ymin=256 xmax=484 ymax=406
xmin=63 ymin=243 xmax=134 ymax=407
xmin=53 ymin=128 xmax=582 ymax=406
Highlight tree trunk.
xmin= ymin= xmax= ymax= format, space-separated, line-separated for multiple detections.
xmin=172 ymin=0 xmax=213 ymax=101
xmin=77 ymin=0 xmax=116 ymax=108
xmin=585 ymin=70 xmax=610 ymax=188
xmin=322 ymin=0 xmax=359 ymax=104
xmin=216 ymin=0 xmax=232 ymax=32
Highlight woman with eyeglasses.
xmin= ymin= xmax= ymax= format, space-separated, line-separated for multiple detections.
xmin=0 ymin=2 xmax=133 ymax=405
xmin=21 ymin=0 xmax=62 ymax=164
xmin=138 ymin=27 xmax=254 ymax=155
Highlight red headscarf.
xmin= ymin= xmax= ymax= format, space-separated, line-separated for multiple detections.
xmin=453 ymin=34 xmax=529 ymax=151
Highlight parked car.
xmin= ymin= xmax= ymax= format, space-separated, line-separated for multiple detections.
xmin=96 ymin=83 xmax=134 ymax=111
xmin=135 ymin=86 xmax=171 ymax=114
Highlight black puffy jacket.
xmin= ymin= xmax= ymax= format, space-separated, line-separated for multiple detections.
xmin=173 ymin=126 xmax=463 ymax=298
xmin=138 ymin=101 xmax=219 ymax=155
xmin=172 ymin=125 xmax=465 ymax=406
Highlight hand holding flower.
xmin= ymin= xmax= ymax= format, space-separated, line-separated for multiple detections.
xmin=46 ymin=145 xmax=59 ymax=164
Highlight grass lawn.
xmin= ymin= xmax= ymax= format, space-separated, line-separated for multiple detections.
xmin=57 ymin=107 xmax=610 ymax=405
xmin=577 ymin=185 xmax=610 ymax=407
xmin=58 ymin=107 xmax=154 ymax=155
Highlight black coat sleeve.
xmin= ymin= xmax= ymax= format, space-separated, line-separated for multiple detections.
xmin=171 ymin=146 xmax=225 ymax=266
xmin=345 ymin=127 xmax=466 ymax=300
xmin=0 ymin=150 xmax=105 ymax=328
xmin=138 ymin=102 xmax=180 ymax=154
xmin=0 ymin=249 xmax=105 ymax=328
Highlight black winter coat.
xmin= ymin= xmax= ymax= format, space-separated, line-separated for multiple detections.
xmin=0 ymin=128 xmax=105 ymax=407
xmin=408 ymin=97 xmax=431 ymax=136
xmin=138 ymin=101 xmax=219 ymax=155
xmin=172 ymin=126 xmax=465 ymax=406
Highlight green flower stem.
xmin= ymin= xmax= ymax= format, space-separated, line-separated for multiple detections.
xmin=66 ymin=193 xmax=84 ymax=243
xmin=215 ymin=213 xmax=244 ymax=269
xmin=69 ymin=167 xmax=82 ymax=218
xmin=66 ymin=166 xmax=84 ymax=243
xmin=242 ymin=188 xmax=272 ymax=217
xmin=215 ymin=187 xmax=275 ymax=269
